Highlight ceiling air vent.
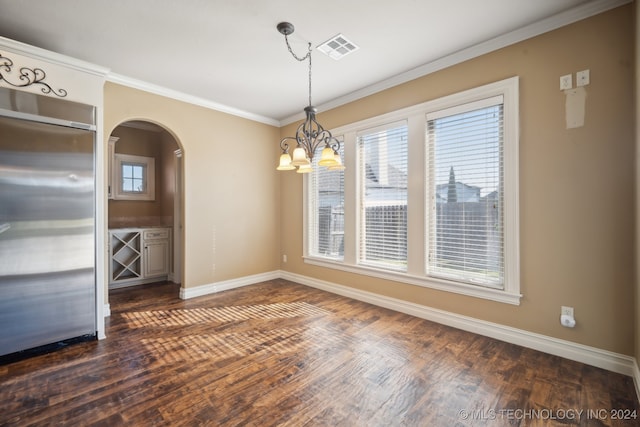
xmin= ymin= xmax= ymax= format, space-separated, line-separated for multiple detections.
xmin=317 ymin=34 xmax=359 ymax=60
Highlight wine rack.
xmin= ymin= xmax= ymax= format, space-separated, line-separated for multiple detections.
xmin=110 ymin=230 xmax=142 ymax=284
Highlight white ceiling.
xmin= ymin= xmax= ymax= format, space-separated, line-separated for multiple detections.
xmin=0 ymin=0 xmax=624 ymax=125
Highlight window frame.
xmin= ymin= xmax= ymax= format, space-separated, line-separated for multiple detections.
xmin=112 ymin=153 xmax=156 ymax=201
xmin=303 ymin=77 xmax=520 ymax=305
xmin=425 ymin=96 xmax=505 ymax=288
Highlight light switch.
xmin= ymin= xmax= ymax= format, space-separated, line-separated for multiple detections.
xmin=560 ymin=74 xmax=572 ymax=90
xmin=577 ymin=69 xmax=590 ymax=87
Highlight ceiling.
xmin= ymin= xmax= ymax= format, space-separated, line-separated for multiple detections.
xmin=0 ymin=0 xmax=622 ymax=125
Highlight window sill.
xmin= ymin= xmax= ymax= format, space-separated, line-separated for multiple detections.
xmin=303 ymin=256 xmax=522 ymax=305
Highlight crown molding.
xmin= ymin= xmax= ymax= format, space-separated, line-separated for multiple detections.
xmin=280 ymin=0 xmax=632 ymax=126
xmin=106 ymin=73 xmax=280 ymax=127
xmin=0 ymin=36 xmax=278 ymax=127
xmin=2 ymin=0 xmax=629 ymax=129
xmin=0 ymin=36 xmax=109 ymax=78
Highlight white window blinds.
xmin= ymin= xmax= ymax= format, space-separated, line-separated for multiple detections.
xmin=358 ymin=122 xmax=408 ymax=270
xmin=427 ymin=96 xmax=504 ymax=288
xmin=308 ymin=140 xmax=345 ymax=260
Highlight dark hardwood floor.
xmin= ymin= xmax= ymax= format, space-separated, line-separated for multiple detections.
xmin=1 ymin=279 xmax=638 ymax=426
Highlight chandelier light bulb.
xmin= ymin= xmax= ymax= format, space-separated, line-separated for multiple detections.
xmin=318 ymin=145 xmax=339 ymax=167
xmin=276 ymin=152 xmax=295 ymax=170
xmin=328 ymin=152 xmax=345 ymax=171
xmin=296 ymin=163 xmax=313 ymax=174
xmin=291 ymin=146 xmax=310 ymax=166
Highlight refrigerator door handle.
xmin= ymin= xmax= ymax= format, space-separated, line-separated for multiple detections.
xmin=0 ymin=223 xmax=10 ymax=235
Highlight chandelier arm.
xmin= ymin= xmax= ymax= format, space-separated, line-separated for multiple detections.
xmin=296 ymin=118 xmax=311 ymax=145
xmin=327 ymin=136 xmax=341 ymax=152
xmin=317 ymin=131 xmax=338 ymax=149
xmin=280 ymin=136 xmax=297 ymax=152
xmin=297 ymin=111 xmax=331 ymax=161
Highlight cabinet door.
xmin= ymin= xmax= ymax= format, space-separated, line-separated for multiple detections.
xmin=144 ymin=240 xmax=169 ymax=277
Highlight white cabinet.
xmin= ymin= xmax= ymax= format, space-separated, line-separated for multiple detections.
xmin=109 ymin=227 xmax=171 ymax=288
xmin=143 ymin=229 xmax=170 ymax=278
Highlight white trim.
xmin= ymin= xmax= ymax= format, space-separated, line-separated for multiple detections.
xmin=95 ymin=103 xmax=107 ymax=340
xmin=329 ymin=77 xmax=518 ymax=137
xmin=1 ymin=0 xmax=627 ymax=128
xmin=304 ymin=257 xmax=521 ymax=305
xmin=280 ymin=0 xmax=631 ymax=126
xmin=634 ymin=360 xmax=640 ymax=404
xmin=179 ymin=271 xmax=280 ymax=300
xmin=2 ymin=0 xmax=626 ymax=128
xmin=425 ymin=95 xmax=503 ymax=121
xmin=304 ymin=77 xmax=521 ymax=305
xmin=168 ymin=270 xmax=638 ymax=386
xmin=279 ymin=270 xmax=637 ymax=378
xmin=108 ymin=277 xmax=168 ymax=290
xmin=112 ymin=153 xmax=156 ymax=201
xmin=103 ymin=304 xmax=111 ymax=318
xmin=0 ymin=36 xmax=109 ymax=77
xmin=106 ymin=73 xmax=280 ymax=127
xmin=107 ymin=137 xmax=119 ymax=199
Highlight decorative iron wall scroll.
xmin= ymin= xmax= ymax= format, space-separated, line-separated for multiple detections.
xmin=0 ymin=53 xmax=67 ymax=97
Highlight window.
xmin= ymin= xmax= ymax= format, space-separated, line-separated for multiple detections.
xmin=357 ymin=122 xmax=408 ymax=270
xmin=122 ymin=162 xmax=146 ymax=193
xmin=112 ymin=153 xmax=155 ymax=201
xmin=308 ymin=140 xmax=345 ymax=260
xmin=427 ymin=97 xmax=504 ymax=288
xmin=304 ymin=77 xmax=519 ymax=304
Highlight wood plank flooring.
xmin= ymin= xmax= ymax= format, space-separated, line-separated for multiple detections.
xmin=1 ymin=279 xmax=638 ymax=426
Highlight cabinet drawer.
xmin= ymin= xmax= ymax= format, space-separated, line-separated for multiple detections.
xmin=143 ymin=229 xmax=169 ymax=240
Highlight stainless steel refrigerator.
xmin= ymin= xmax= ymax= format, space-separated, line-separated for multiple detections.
xmin=0 ymin=87 xmax=96 ymax=358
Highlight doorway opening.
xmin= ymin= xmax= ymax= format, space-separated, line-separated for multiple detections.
xmin=106 ymin=120 xmax=183 ymax=299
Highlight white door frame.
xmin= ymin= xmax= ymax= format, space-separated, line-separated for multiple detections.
xmin=173 ymin=149 xmax=183 ymax=284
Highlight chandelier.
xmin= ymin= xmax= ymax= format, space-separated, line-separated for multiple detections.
xmin=276 ymin=22 xmax=345 ymax=173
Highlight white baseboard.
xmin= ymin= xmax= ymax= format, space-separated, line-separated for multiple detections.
xmin=633 ymin=359 xmax=640 ymax=403
xmin=179 ymin=270 xmax=280 ymax=300
xmin=280 ymin=271 xmax=638 ymax=381
xmin=154 ymin=268 xmax=639 ymax=400
xmin=108 ymin=277 xmax=169 ymax=290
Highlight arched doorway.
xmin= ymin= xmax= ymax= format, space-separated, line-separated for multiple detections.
xmin=106 ymin=120 xmax=183 ymax=298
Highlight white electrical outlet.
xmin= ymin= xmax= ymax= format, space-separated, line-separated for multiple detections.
xmin=561 ymin=306 xmax=574 ymax=317
xmin=560 ymin=74 xmax=573 ymax=90
xmin=283 ymin=254 xmax=287 ymax=263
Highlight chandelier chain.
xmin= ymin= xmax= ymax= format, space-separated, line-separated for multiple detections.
xmin=284 ymin=34 xmax=313 ymax=107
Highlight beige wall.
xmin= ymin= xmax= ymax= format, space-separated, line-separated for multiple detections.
xmin=280 ymin=5 xmax=635 ymax=355
xmin=104 ymin=83 xmax=281 ymax=297
xmin=159 ymin=131 xmax=177 ymax=220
